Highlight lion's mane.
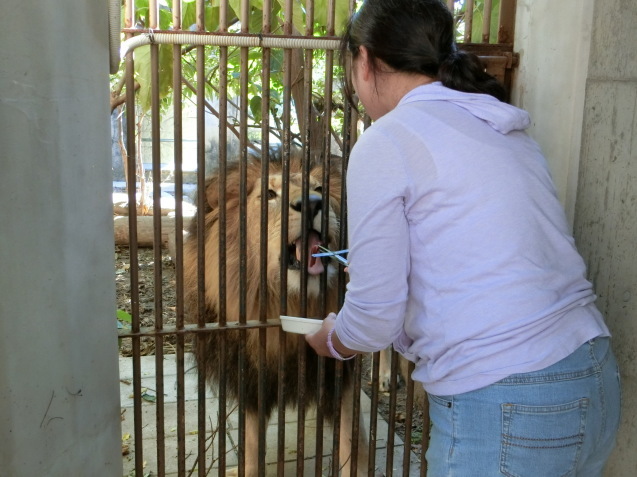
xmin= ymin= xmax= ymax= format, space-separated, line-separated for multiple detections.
xmin=184 ymin=154 xmax=352 ymax=418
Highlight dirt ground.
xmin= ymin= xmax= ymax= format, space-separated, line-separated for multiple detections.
xmin=115 ymin=245 xmax=426 ymax=458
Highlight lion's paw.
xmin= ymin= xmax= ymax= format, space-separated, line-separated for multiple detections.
xmin=379 ymin=374 xmax=392 ymax=393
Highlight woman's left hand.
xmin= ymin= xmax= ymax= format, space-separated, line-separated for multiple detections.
xmin=305 ymin=313 xmax=337 ymax=358
xmin=306 ymin=312 xmax=358 ymax=360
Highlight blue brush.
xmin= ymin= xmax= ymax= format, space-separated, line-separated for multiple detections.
xmin=312 ymin=245 xmax=349 ymax=266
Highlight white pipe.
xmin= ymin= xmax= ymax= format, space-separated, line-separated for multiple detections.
xmin=109 ymin=0 xmax=121 ymax=73
xmin=120 ymin=31 xmax=341 ymax=58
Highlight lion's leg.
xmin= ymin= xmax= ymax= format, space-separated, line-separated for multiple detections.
xmin=338 ymin=384 xmax=370 ymax=477
xmin=227 ymin=410 xmax=260 ymax=477
xmin=378 ymin=347 xmax=393 ymax=392
xmin=244 ymin=411 xmax=260 ymax=477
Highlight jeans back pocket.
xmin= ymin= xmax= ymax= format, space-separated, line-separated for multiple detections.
xmin=500 ymin=398 xmax=588 ymax=477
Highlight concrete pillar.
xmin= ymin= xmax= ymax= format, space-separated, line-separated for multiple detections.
xmin=511 ymin=0 xmax=595 ymax=228
xmin=0 ymin=1 xmax=122 ymax=476
xmin=574 ymin=1 xmax=637 ymax=475
xmin=514 ymin=1 xmax=637 ymax=474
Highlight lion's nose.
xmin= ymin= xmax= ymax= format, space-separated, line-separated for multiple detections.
xmin=290 ymin=193 xmax=323 ymax=220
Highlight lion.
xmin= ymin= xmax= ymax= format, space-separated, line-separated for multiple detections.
xmin=183 ymin=153 xmax=369 ymax=476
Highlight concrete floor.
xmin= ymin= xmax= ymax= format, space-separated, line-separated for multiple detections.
xmin=119 ymin=354 xmax=421 ymax=476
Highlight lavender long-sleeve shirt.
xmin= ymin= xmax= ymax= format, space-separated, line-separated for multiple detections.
xmin=335 ymin=82 xmax=609 ymax=396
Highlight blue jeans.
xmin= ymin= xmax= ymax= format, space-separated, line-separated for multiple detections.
xmin=426 ymin=337 xmax=621 ymax=477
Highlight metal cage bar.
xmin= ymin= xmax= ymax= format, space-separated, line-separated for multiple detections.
xmin=115 ymin=1 xmax=519 ymax=476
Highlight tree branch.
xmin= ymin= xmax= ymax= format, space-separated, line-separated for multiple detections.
xmin=110 ymin=82 xmax=140 ymax=113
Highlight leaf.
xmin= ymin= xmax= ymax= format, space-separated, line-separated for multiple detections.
xmin=270 ymin=49 xmax=284 ymax=74
xmin=250 ymin=95 xmax=263 ymax=123
xmin=470 ymin=0 xmax=501 ymax=43
xmin=141 ymin=392 xmax=156 ymax=403
xmin=227 ymin=0 xmax=242 ymax=22
xmin=313 ymin=0 xmax=328 ymax=27
xmin=314 ymin=0 xmax=350 ymax=33
xmin=135 ymin=44 xmax=174 ymax=113
xmin=249 ymin=7 xmax=264 ymax=33
xmin=206 ymin=6 xmax=221 ymax=32
xmin=117 ymin=309 xmax=133 ymax=323
xmin=334 ymin=0 xmax=351 ymax=34
xmin=179 ymin=2 xmax=219 ymax=32
xmin=227 ymin=0 xmax=265 ymax=27
xmin=181 ymin=1 xmax=196 ymax=29
xmin=275 ymin=0 xmax=306 ymax=34
xmin=158 ymin=7 xmax=173 ymax=30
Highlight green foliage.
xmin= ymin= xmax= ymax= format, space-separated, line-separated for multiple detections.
xmin=124 ymin=0 xmax=352 ymax=130
xmin=117 ymin=309 xmax=132 ymax=349
xmin=454 ymin=0 xmax=501 ymax=43
xmin=114 ymin=1 xmax=501 ymax=143
xmin=181 ymin=1 xmax=221 ymax=31
xmin=117 ymin=309 xmax=133 ymax=324
xmin=135 ymin=44 xmax=174 ymax=113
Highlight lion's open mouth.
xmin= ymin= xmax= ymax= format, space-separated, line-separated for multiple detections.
xmin=287 ymin=230 xmax=325 ymax=275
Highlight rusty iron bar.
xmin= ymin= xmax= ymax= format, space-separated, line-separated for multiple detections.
xmin=314 ymin=0 xmax=337 ymax=473
xmin=402 ymin=361 xmax=416 ymax=476
xmin=279 ymin=1 xmax=295 ymax=475
xmin=123 ymin=2 xmax=145 ymax=475
xmin=403 ymin=361 xmax=424 ymax=477
xmin=116 ymin=0 xmax=522 ymax=475
xmin=314 ymin=356 xmax=327 ymax=477
xmin=148 ymin=2 xmax=167 ymax=475
xmin=296 ymin=333 xmax=308 ymax=477
xmin=257 ymin=0 xmax=273 ymax=475
xmin=482 ymin=0 xmax=493 ymax=43
xmin=117 ymin=319 xmax=283 ymax=339
xmin=125 ymin=0 xmax=134 ymax=29
xmin=293 ymin=2 xmax=319 ymax=474
xmin=498 ymin=0 xmax=517 ymax=44
xmin=367 ymin=351 xmax=381 ymax=474
xmin=329 ymin=360 xmax=345 ymax=477
xmin=120 ymin=1 xmax=510 ymax=49
xmin=170 ymin=2 xmax=187 ymax=474
xmin=235 ymin=2 xmax=251 ymax=475
xmin=148 ymin=0 xmax=168 ymax=473
xmin=276 ymin=0 xmax=294 ymax=472
xmin=421 ymin=391 xmax=431 ymax=476
xmin=217 ymin=0 xmax=230 ymax=474
xmin=349 ymin=356 xmax=364 ymax=476
xmin=194 ymin=1 xmax=208 ymax=475
xmin=385 ymin=350 xmax=400 ymax=475
xmin=464 ymin=0 xmax=475 ymax=43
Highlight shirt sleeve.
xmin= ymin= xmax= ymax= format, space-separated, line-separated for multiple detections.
xmin=335 ymin=126 xmax=411 ymax=352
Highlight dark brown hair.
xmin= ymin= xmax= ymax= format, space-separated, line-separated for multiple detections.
xmin=341 ymin=0 xmax=506 ymax=105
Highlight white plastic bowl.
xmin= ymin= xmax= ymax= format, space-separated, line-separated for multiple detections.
xmin=279 ymin=316 xmax=323 ymax=334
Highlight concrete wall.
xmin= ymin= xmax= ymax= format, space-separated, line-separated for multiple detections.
xmin=511 ymin=0 xmax=595 ymax=227
xmin=513 ymin=0 xmax=636 ymax=475
xmin=0 ymin=1 xmax=122 ymax=476
xmin=574 ymin=0 xmax=637 ymax=474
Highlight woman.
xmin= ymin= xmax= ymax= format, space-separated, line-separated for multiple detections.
xmin=306 ymin=0 xmax=621 ymax=475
